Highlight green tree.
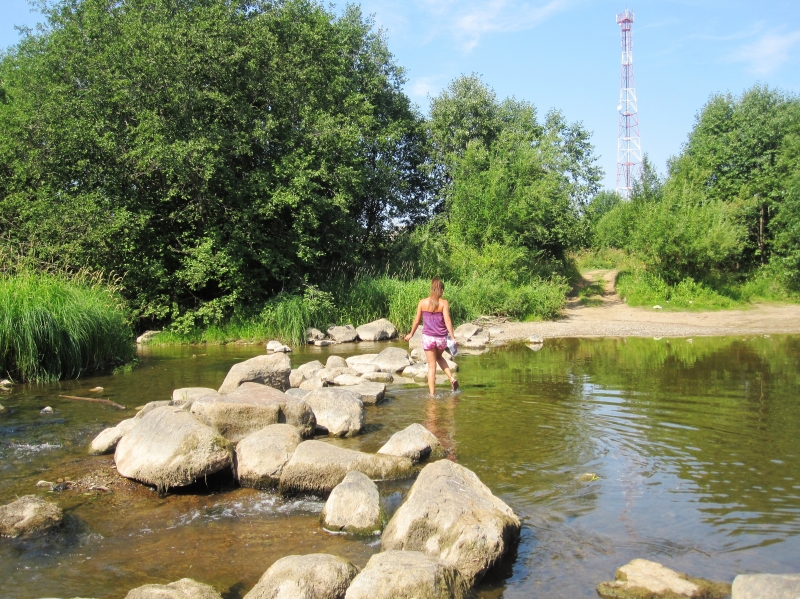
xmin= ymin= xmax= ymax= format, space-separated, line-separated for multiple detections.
xmin=0 ymin=0 xmax=430 ymax=326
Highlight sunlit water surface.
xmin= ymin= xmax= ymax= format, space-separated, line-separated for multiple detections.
xmin=1 ymin=336 xmax=798 ymax=598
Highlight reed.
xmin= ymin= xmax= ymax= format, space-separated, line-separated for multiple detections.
xmin=0 ymin=272 xmax=135 ymax=382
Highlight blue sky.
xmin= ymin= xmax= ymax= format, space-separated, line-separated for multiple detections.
xmin=2 ymin=0 xmax=799 ymax=189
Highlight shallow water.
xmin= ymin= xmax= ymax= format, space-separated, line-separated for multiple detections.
xmin=1 ymin=336 xmax=799 ymax=598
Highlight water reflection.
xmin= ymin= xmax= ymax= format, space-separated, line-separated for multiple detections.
xmin=0 ymin=336 xmax=798 ymax=598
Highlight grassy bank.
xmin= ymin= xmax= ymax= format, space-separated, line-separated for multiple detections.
xmin=154 ymin=274 xmax=569 ymax=346
xmin=0 ymin=272 xmax=135 ymax=382
xmin=573 ymin=249 xmax=798 ymax=311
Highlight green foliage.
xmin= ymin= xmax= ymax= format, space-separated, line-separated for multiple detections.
xmin=0 ymin=272 xmax=134 ymax=382
xmin=0 ymin=0 xmax=430 ymax=323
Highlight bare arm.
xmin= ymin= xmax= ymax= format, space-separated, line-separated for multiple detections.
xmin=404 ymin=301 xmax=424 ymax=341
xmin=442 ymin=300 xmax=457 ymax=343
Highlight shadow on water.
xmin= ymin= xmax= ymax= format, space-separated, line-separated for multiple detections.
xmin=0 ymin=336 xmax=799 ymax=598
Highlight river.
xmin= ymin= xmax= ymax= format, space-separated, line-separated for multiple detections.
xmin=1 ymin=335 xmax=798 ymax=598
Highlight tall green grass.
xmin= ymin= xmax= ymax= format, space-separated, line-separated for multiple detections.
xmin=156 ymin=274 xmax=568 ymax=346
xmin=0 ymin=272 xmax=135 ymax=382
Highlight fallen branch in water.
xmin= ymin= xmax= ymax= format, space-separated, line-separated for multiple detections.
xmin=59 ymin=395 xmax=126 ymax=410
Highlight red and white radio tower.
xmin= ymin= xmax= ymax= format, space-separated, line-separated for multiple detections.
xmin=616 ymin=9 xmax=642 ymax=198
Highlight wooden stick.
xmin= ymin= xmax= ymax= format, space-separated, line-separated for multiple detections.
xmin=59 ymin=395 xmax=126 ymax=410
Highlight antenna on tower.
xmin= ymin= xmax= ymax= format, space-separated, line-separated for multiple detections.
xmin=616 ymin=8 xmax=642 ymax=199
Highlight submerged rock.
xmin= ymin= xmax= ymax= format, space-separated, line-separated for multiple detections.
xmin=115 ymin=406 xmax=233 ymax=490
xmin=0 ymin=495 xmax=63 ymax=538
xmin=321 ymin=471 xmax=382 ymax=535
xmin=191 ymin=382 xmax=315 ymax=441
xmin=327 ymin=325 xmax=359 ymax=343
xmin=172 ymin=388 xmax=219 ymax=408
xmin=244 ymin=553 xmax=358 ymax=599
xmin=236 ymin=424 xmax=302 ymax=489
xmin=89 ymin=418 xmax=137 ymax=455
xmin=371 ymin=347 xmax=412 ymax=373
xmin=279 ymin=440 xmax=414 ymax=496
xmin=356 ymin=318 xmax=397 ymax=342
xmin=382 ymin=459 xmax=520 ymax=587
xmin=732 ymin=573 xmax=800 ymax=599
xmin=124 ymin=578 xmax=222 ymax=599
xmin=377 ymin=423 xmax=445 ymax=463
xmin=302 ymin=388 xmax=364 ymax=437
xmin=597 ymin=559 xmax=731 ymax=599
xmin=344 ymin=550 xmax=471 ymax=599
xmin=218 ymin=353 xmax=291 ymax=394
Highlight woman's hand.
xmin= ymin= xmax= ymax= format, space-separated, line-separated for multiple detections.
xmin=404 ymin=333 xmax=413 ymax=342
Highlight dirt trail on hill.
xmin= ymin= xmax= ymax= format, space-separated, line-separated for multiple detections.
xmin=493 ymin=270 xmax=800 ymax=340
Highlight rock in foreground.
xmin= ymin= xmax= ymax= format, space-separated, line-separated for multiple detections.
xmin=244 ymin=553 xmax=358 ymax=599
xmin=218 ymin=353 xmax=291 ymax=394
xmin=321 ymin=471 xmax=382 ymax=535
xmin=344 ymin=551 xmax=471 ymax=599
xmin=125 ymin=578 xmax=222 ymax=599
xmin=236 ymin=424 xmax=302 ymax=489
xmin=280 ymin=440 xmax=414 ymax=496
xmin=0 ymin=495 xmax=63 ymax=538
xmin=732 ymin=573 xmax=800 ymax=599
xmin=382 ymin=459 xmax=520 ymax=587
xmin=597 ymin=559 xmax=731 ymax=599
xmin=115 ymin=406 xmax=233 ymax=490
xmin=302 ymin=388 xmax=364 ymax=437
xmin=89 ymin=418 xmax=137 ymax=455
xmin=377 ymin=423 xmax=445 ymax=463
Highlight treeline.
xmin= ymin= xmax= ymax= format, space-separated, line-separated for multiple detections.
xmin=1 ymin=0 xmax=798 ymax=345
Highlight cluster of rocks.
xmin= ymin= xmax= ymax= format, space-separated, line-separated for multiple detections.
xmin=305 ymin=318 xmax=398 ymax=346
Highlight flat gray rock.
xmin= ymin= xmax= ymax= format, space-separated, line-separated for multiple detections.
xmin=349 ymin=363 xmax=379 ymax=375
xmin=345 ymin=354 xmax=378 ymax=366
xmin=371 ymin=347 xmax=412 ymax=373
xmin=171 ymin=388 xmax=219 ymax=408
xmin=243 ymin=553 xmax=358 ymax=599
xmin=115 ymin=406 xmax=233 ymax=490
xmin=732 ymin=574 xmax=800 ymax=599
xmin=327 ymin=325 xmax=359 ymax=343
xmin=280 ymin=440 xmax=414 ymax=496
xmin=378 ymin=423 xmax=445 ymax=463
xmin=339 ymin=382 xmax=386 ymax=405
xmin=361 ymin=372 xmax=394 ymax=384
xmin=321 ymin=471 xmax=382 ymax=535
xmin=382 ymin=459 xmax=520 ymax=587
xmin=344 ymin=551 xmax=471 ymax=599
xmin=356 ymin=318 xmax=397 ymax=342
xmin=333 ymin=374 xmax=363 ymax=387
xmin=89 ymin=418 xmax=136 ymax=455
xmin=236 ymin=424 xmax=302 ymax=489
xmin=0 ymin=495 xmax=63 ymax=538
xmin=124 ymin=578 xmax=222 ymax=599
xmin=218 ymin=353 xmax=291 ymax=394
xmin=302 ymin=388 xmax=364 ymax=437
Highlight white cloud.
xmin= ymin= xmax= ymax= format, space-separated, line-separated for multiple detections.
xmin=410 ymin=76 xmax=442 ymax=98
xmin=730 ymin=29 xmax=800 ymax=74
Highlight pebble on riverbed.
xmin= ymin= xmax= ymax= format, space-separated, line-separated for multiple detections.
xmin=41 ymin=406 xmax=54 ymax=414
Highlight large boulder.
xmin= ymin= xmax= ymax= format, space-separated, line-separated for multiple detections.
xmin=321 ymin=471 xmax=382 ymax=535
xmin=172 ymin=388 xmax=219 ymax=409
xmin=285 ymin=388 xmax=311 ymax=400
xmin=302 ymin=388 xmax=364 ymax=438
xmin=371 ymin=347 xmax=412 ymax=373
xmin=339 ymin=382 xmax=385 ymax=405
xmin=218 ymin=353 xmax=291 ymax=394
xmin=327 ymin=325 xmax=359 ymax=343
xmin=279 ymin=440 xmax=414 ymax=496
xmin=243 ymin=553 xmax=358 ymax=599
xmin=325 ymin=355 xmax=348 ymax=370
xmin=0 ymin=495 xmax=63 ymax=538
xmin=378 ymin=424 xmax=445 ymax=463
xmin=236 ymin=424 xmax=303 ymax=489
xmin=597 ymin=559 xmax=731 ymax=599
xmin=732 ymin=574 xmax=800 ymax=599
xmin=333 ymin=374 xmax=363 ymax=387
xmin=191 ymin=383 xmax=315 ymax=442
xmin=89 ymin=418 xmax=137 ymax=455
xmin=356 ymin=318 xmax=397 ymax=342
xmin=344 ymin=551 xmax=471 ymax=599
xmin=135 ymin=400 xmax=172 ymax=419
xmin=115 ymin=406 xmax=233 ymax=490
xmin=124 ymin=578 xmax=222 ymax=599
xmin=381 ymin=459 xmax=520 ymax=587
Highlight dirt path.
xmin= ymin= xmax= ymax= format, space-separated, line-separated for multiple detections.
xmin=493 ymin=270 xmax=800 ymax=340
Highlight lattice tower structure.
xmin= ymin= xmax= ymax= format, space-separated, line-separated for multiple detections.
xmin=616 ymin=9 xmax=642 ymax=198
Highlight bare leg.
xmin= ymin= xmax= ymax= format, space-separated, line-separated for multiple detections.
xmin=435 ymin=353 xmax=456 ymax=386
xmin=424 ymin=348 xmax=438 ymax=396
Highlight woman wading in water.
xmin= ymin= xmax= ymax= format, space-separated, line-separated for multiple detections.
xmin=404 ymin=278 xmax=459 ymax=396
